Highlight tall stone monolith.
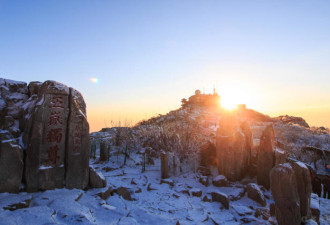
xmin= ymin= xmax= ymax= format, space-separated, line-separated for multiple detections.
xmin=257 ymin=125 xmax=275 ymax=189
xmin=65 ymin=88 xmax=90 ymax=189
xmin=270 ymin=163 xmax=301 ymax=225
xmin=25 ymin=81 xmax=70 ymax=192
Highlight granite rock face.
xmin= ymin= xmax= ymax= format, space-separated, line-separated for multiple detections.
xmin=0 ymin=78 xmax=90 ymax=193
xmin=0 ymin=130 xmax=24 ymax=193
xmin=270 ymin=163 xmax=301 ymax=225
xmin=89 ymin=166 xmax=106 ymax=188
xmin=257 ymin=125 xmax=275 ymax=189
xmin=246 ymin=183 xmax=266 ymax=207
xmin=65 ymin=88 xmax=90 ymax=189
xmin=25 ymin=81 xmax=70 ymax=191
xmin=290 ymin=162 xmax=312 ymax=218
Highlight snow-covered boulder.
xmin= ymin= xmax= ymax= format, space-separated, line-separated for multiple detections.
xmin=89 ymin=166 xmax=106 ymax=188
xmin=212 ymin=175 xmax=229 ymax=187
xmin=211 ymin=191 xmax=230 ymax=209
xmin=246 ymin=183 xmax=266 ymax=207
xmin=190 ymin=188 xmax=202 ymax=197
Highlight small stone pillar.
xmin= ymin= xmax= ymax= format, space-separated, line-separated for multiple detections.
xmin=161 ymin=152 xmax=169 ymax=179
xmin=100 ymin=141 xmax=108 ymax=162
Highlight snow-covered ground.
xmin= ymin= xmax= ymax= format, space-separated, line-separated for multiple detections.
xmin=1 ymin=149 xmax=329 ymax=225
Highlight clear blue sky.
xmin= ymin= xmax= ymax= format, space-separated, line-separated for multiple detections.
xmin=1 ymin=0 xmax=330 ymax=131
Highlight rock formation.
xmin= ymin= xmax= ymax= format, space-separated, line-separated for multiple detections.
xmin=246 ymin=183 xmax=266 ymax=207
xmin=216 ymin=112 xmax=252 ymax=181
xmin=257 ymin=125 xmax=275 ymax=189
xmin=0 ymin=78 xmax=90 ymax=193
xmin=270 ymin=163 xmax=301 ymax=225
xmin=290 ymin=162 xmax=312 ymax=218
xmin=0 ymin=130 xmax=24 ymax=193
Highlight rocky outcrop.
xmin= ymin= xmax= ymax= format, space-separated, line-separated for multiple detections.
xmin=89 ymin=166 xmax=106 ymax=188
xmin=65 ymin=88 xmax=90 ymax=189
xmin=290 ymin=162 xmax=312 ymax=218
xmin=257 ymin=125 xmax=275 ymax=189
xmin=25 ymin=81 xmax=70 ymax=191
xmin=0 ymin=78 xmax=90 ymax=193
xmin=200 ymin=141 xmax=216 ymax=167
xmin=212 ymin=175 xmax=229 ymax=187
xmin=270 ymin=163 xmax=301 ymax=225
xmin=211 ymin=191 xmax=230 ymax=209
xmin=0 ymin=130 xmax=24 ymax=193
xmin=216 ymin=113 xmax=252 ymax=181
xmin=274 ymin=115 xmax=309 ymax=128
xmin=275 ymin=148 xmax=286 ymax=165
xmin=246 ymin=183 xmax=266 ymax=206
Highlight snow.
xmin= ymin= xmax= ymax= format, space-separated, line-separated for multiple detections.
xmin=1 ymin=149 xmax=328 ymax=224
xmin=0 ymin=151 xmax=276 ymax=225
xmin=213 ymin=175 xmax=227 ymax=182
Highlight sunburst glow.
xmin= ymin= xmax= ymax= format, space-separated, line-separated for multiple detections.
xmin=218 ymin=85 xmax=256 ymax=110
xmin=90 ymin=77 xmax=99 ymax=84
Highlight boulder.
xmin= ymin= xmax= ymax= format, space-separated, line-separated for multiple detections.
xmin=3 ymin=197 xmax=32 ymax=211
xmin=190 ymin=188 xmax=202 ymax=197
xmin=211 ymin=191 xmax=230 ymax=209
xmin=270 ymin=163 xmax=301 ymax=225
xmin=24 ymin=81 xmax=70 ymax=192
xmin=65 ymin=88 xmax=90 ymax=189
xmin=254 ymin=208 xmax=270 ymax=220
xmin=212 ymin=175 xmax=229 ymax=187
xmin=97 ymin=187 xmax=113 ymax=200
xmin=160 ymin=178 xmax=174 ymax=186
xmin=115 ymin=187 xmax=133 ymax=201
xmin=28 ymin=81 xmax=42 ymax=96
xmin=199 ymin=176 xmax=208 ymax=186
xmin=0 ymin=131 xmax=24 ymax=193
xmin=197 ymin=166 xmax=211 ymax=176
xmin=89 ymin=166 xmax=106 ymax=188
xmin=257 ymin=125 xmax=275 ymax=189
xmin=232 ymin=205 xmax=253 ymax=216
xmin=202 ymin=195 xmax=211 ymax=202
xmin=290 ymin=162 xmax=312 ymax=218
xmin=246 ymin=183 xmax=266 ymax=206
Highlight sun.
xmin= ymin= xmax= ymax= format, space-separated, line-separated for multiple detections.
xmin=218 ymin=87 xmax=249 ymax=110
xmin=221 ymin=98 xmax=238 ymax=110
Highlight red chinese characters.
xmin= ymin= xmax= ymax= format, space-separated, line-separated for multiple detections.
xmin=48 ymin=111 xmax=63 ymax=126
xmin=45 ymin=145 xmax=60 ymax=165
xmin=46 ymin=128 xmax=62 ymax=143
xmin=44 ymin=95 xmax=66 ymax=165
xmin=48 ymin=96 xmax=64 ymax=109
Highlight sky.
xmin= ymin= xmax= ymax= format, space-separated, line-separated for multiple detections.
xmin=1 ymin=0 xmax=330 ymax=132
